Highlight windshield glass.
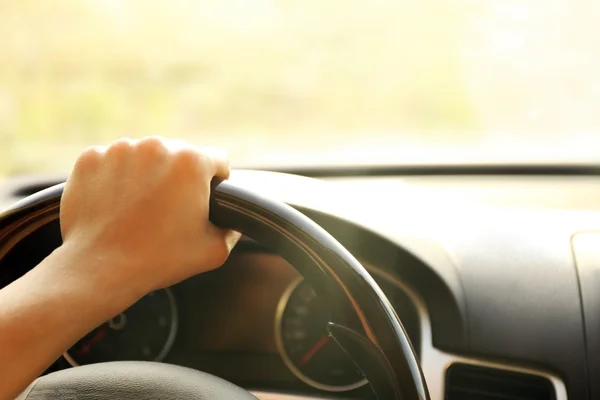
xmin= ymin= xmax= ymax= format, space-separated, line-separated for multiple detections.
xmin=0 ymin=1 xmax=598 ymax=175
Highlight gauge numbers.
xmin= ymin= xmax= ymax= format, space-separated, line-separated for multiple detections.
xmin=275 ymin=278 xmax=367 ymax=392
xmin=64 ymin=288 xmax=177 ymax=366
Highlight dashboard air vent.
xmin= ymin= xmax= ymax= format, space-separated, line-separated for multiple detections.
xmin=445 ymin=363 xmax=555 ymax=400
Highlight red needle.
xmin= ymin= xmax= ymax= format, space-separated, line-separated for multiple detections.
xmin=77 ymin=328 xmax=107 ymax=356
xmin=300 ymin=336 xmax=329 ymax=365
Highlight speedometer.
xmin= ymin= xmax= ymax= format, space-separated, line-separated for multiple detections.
xmin=275 ymin=278 xmax=367 ymax=392
xmin=64 ymin=288 xmax=177 ymax=366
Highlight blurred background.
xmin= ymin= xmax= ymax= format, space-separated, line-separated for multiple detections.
xmin=0 ymin=0 xmax=599 ymax=176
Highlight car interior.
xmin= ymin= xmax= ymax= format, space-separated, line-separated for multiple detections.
xmin=2 ymin=167 xmax=600 ymax=399
xmin=1 ymin=1 xmax=599 ymax=399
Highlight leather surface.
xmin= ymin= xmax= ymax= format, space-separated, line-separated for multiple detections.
xmin=18 ymin=362 xmax=258 ymax=400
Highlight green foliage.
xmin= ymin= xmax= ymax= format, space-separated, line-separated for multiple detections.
xmin=0 ymin=0 xmax=482 ymax=175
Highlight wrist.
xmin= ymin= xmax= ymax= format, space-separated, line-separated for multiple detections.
xmin=45 ymin=240 xmax=144 ymax=316
xmin=0 ymin=238 xmax=147 ymax=396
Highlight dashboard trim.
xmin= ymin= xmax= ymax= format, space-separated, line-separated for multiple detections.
xmin=0 ymin=201 xmax=569 ymax=400
xmin=251 ymin=392 xmax=331 ymax=400
xmin=366 ymin=265 xmax=568 ymax=400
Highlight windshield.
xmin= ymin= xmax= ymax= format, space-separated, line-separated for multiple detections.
xmin=0 ymin=1 xmax=598 ymax=175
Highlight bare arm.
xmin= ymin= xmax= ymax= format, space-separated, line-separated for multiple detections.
xmin=0 ymin=137 xmax=240 ymax=400
xmin=0 ymin=243 xmax=139 ymax=399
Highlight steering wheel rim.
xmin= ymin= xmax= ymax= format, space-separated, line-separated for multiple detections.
xmin=0 ymin=179 xmax=429 ymax=400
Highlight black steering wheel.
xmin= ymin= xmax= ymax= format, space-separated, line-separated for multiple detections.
xmin=1 ymin=180 xmax=429 ymax=400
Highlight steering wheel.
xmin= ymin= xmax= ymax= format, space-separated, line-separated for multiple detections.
xmin=1 ymin=180 xmax=429 ymax=400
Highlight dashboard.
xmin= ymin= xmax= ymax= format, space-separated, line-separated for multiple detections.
xmin=2 ymin=169 xmax=600 ymax=399
xmin=1 ymin=219 xmax=420 ymax=398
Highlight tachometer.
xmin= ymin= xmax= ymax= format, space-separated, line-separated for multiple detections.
xmin=64 ymin=288 xmax=177 ymax=366
xmin=275 ymin=278 xmax=367 ymax=392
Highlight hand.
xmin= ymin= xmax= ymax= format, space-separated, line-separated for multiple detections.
xmin=59 ymin=137 xmax=241 ymax=302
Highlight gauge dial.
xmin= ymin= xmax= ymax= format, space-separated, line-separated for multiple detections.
xmin=275 ymin=278 xmax=367 ymax=392
xmin=64 ymin=288 xmax=177 ymax=366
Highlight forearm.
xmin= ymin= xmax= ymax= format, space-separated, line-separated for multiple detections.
xmin=0 ymin=243 xmax=138 ymax=400
xmin=0 ymin=138 xmax=237 ymax=399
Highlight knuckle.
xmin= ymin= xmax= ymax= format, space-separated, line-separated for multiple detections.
xmin=137 ymin=136 xmax=167 ymax=153
xmin=74 ymin=146 xmax=103 ymax=171
xmin=106 ymin=138 xmax=134 ymax=158
xmin=172 ymin=148 xmax=208 ymax=173
xmin=200 ymin=146 xmax=229 ymax=178
xmin=135 ymin=136 xmax=168 ymax=164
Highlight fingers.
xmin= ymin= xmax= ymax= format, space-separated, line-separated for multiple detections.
xmin=204 ymin=224 xmax=242 ymax=268
xmin=224 ymin=229 xmax=242 ymax=252
xmin=141 ymin=137 xmax=230 ymax=180
xmin=198 ymin=146 xmax=231 ymax=180
xmin=71 ymin=145 xmax=107 ymax=174
xmin=77 ymin=137 xmax=230 ymax=181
